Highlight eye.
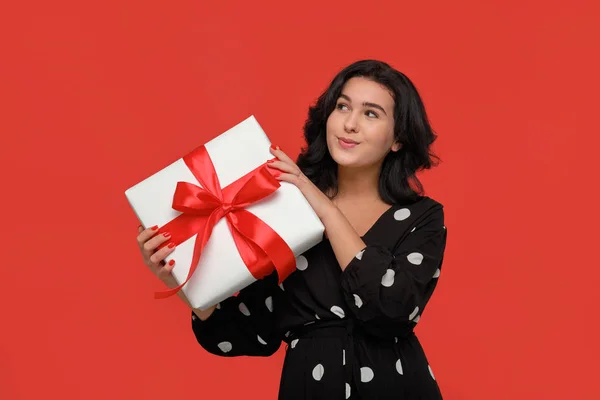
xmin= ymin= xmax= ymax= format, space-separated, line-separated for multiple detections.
xmin=336 ymin=103 xmax=349 ymax=111
xmin=366 ymin=110 xmax=378 ymax=118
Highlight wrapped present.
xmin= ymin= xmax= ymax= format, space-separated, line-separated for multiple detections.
xmin=125 ymin=115 xmax=325 ymax=310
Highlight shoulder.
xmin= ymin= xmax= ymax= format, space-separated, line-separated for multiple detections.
xmin=391 ymin=195 xmax=444 ymax=224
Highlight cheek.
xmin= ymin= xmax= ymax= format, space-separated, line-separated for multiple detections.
xmin=325 ymin=116 xmax=338 ymax=143
xmin=367 ymin=129 xmax=395 ymax=151
xmin=325 ymin=114 xmax=336 ymax=133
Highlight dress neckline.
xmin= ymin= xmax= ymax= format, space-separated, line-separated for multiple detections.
xmin=322 ymin=203 xmax=396 ymax=241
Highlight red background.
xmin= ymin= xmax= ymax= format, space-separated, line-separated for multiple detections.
xmin=1 ymin=1 xmax=599 ymax=399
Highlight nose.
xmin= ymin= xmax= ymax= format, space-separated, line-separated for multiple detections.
xmin=343 ymin=112 xmax=359 ymax=133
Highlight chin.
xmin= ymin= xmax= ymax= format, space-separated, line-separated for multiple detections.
xmin=327 ymin=136 xmax=368 ymax=167
xmin=330 ymin=150 xmax=362 ymax=168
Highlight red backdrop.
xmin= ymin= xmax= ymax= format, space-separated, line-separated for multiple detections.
xmin=1 ymin=1 xmax=599 ymax=399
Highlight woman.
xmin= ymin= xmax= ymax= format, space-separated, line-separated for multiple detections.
xmin=136 ymin=59 xmax=447 ymax=399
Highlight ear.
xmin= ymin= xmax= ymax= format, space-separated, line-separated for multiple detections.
xmin=391 ymin=141 xmax=402 ymax=152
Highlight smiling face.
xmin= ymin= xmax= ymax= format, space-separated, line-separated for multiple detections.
xmin=326 ymin=76 xmax=400 ymax=169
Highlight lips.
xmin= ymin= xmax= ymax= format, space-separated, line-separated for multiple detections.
xmin=338 ymin=137 xmax=359 ymax=149
xmin=340 ymin=138 xmax=358 ymax=144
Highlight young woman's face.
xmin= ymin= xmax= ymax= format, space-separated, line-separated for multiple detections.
xmin=326 ymin=77 xmax=400 ymax=169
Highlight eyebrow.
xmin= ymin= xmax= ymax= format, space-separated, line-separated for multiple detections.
xmin=339 ymin=94 xmax=388 ymax=116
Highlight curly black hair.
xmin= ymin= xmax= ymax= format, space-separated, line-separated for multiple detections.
xmin=296 ymin=59 xmax=441 ymax=205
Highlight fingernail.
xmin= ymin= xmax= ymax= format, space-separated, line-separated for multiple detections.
xmin=151 ymin=225 xmax=159 ymax=230
xmin=270 ymin=144 xmax=279 ymax=150
xmin=267 ymin=159 xmax=275 ymax=163
xmin=168 ymin=260 xmax=175 ymax=266
xmin=163 ymin=232 xmax=171 ymax=238
xmin=167 ymin=242 xmax=175 ymax=248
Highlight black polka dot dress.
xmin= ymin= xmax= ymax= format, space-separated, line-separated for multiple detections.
xmin=191 ymin=196 xmax=447 ymax=399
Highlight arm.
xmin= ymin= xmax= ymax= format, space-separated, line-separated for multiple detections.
xmin=264 ymin=147 xmax=446 ymax=337
xmin=135 ymin=225 xmax=278 ymax=355
xmin=338 ymin=207 xmax=447 ymax=338
xmin=190 ymin=272 xmax=283 ymax=357
xmin=319 ymin=205 xmax=368 ymax=271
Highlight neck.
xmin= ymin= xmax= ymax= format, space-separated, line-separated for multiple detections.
xmin=333 ymin=163 xmax=383 ymax=204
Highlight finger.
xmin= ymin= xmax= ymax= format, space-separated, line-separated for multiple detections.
xmin=156 ymin=259 xmax=176 ymax=280
xmin=138 ymin=225 xmax=144 ymax=233
xmin=266 ymin=160 xmax=298 ymax=174
xmin=274 ymin=172 xmax=301 ymax=185
xmin=142 ymin=231 xmax=172 ymax=254
xmin=149 ymin=241 xmax=176 ymax=265
xmin=269 ymin=144 xmax=295 ymax=165
xmin=136 ymin=225 xmax=159 ymax=246
xmin=163 ymin=259 xmax=176 ymax=274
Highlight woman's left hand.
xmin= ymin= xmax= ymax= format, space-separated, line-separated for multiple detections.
xmin=267 ymin=145 xmax=336 ymax=220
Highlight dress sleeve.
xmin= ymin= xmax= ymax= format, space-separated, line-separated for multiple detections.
xmin=190 ymin=272 xmax=282 ymax=357
xmin=339 ymin=207 xmax=447 ymax=339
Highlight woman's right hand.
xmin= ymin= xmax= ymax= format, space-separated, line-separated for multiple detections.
xmin=135 ymin=224 xmax=217 ymax=320
xmin=136 ymin=225 xmax=178 ymax=285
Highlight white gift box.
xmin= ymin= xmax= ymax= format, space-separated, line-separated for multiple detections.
xmin=125 ymin=115 xmax=324 ymax=310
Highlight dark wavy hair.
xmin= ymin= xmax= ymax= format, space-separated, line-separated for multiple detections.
xmin=296 ymin=59 xmax=441 ymax=205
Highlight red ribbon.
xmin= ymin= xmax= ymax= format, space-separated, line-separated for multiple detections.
xmin=152 ymin=145 xmax=296 ymax=299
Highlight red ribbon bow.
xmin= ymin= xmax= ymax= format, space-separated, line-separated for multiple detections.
xmin=152 ymin=145 xmax=296 ymax=299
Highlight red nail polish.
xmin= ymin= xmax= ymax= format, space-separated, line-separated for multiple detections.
xmin=151 ymin=225 xmax=159 ymax=230
xmin=270 ymin=144 xmax=279 ymax=150
xmin=163 ymin=232 xmax=171 ymax=237
xmin=267 ymin=159 xmax=275 ymax=163
xmin=168 ymin=242 xmax=175 ymax=248
xmin=168 ymin=260 xmax=175 ymax=266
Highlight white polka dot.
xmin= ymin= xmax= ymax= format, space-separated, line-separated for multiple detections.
xmin=291 ymin=339 xmax=299 ymax=349
xmin=238 ymin=302 xmax=251 ymax=316
xmin=312 ymin=364 xmax=325 ymax=381
xmin=331 ymin=305 xmax=345 ymax=318
xmin=428 ymin=365 xmax=435 ymax=380
xmin=217 ymin=341 xmax=232 ymax=353
xmin=279 ymin=283 xmax=285 ymax=291
xmin=394 ymin=208 xmax=411 ymax=221
xmin=394 ymin=337 xmax=398 ymax=343
xmin=296 ymin=255 xmax=308 ymax=271
xmin=409 ymin=306 xmax=419 ymax=321
xmin=343 ymin=349 xmax=346 ymax=365
xmin=265 ymin=296 xmax=273 ymax=312
xmin=381 ymin=269 xmax=395 ymax=287
xmin=192 ymin=314 xmax=197 ymax=321
xmin=433 ymin=268 xmax=440 ymax=278
xmin=443 ymin=226 xmax=446 ymax=230
xmin=284 ymin=331 xmax=291 ymax=337
xmin=257 ymin=335 xmax=267 ymax=345
xmin=360 ymin=366 xmax=374 ymax=382
xmin=396 ymin=359 xmax=404 ymax=375
xmin=407 ymin=252 xmax=424 ymax=265
xmin=315 ymin=314 xmax=321 ymax=320
xmin=216 ymin=303 xmax=221 ymax=309
xmin=355 ymin=249 xmax=365 ymax=260
xmin=345 ymin=383 xmax=351 ymax=399
xmin=411 ymin=227 xmax=416 ymax=232
xmin=412 ymin=314 xmax=420 ymax=323
xmin=353 ymin=294 xmax=363 ymax=308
